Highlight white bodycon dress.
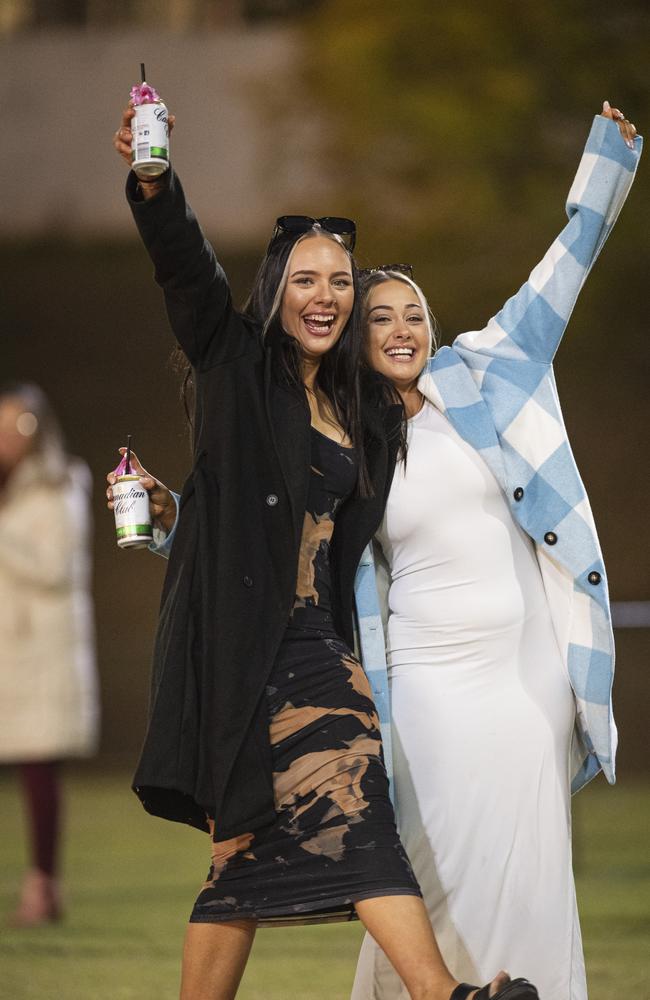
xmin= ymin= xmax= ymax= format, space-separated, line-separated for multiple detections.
xmin=351 ymin=400 xmax=587 ymax=1000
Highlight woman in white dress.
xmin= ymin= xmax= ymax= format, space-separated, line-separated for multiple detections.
xmin=351 ymin=104 xmax=640 ymax=1000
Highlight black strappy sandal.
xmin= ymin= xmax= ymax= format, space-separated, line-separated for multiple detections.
xmin=450 ymin=979 xmax=539 ymax=1000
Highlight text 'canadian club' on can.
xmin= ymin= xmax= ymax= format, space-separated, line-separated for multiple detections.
xmin=112 ymin=441 xmax=153 ymax=549
xmin=130 ymin=76 xmax=169 ymax=180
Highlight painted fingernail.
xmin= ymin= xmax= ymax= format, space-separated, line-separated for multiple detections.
xmin=603 ymin=100 xmax=611 ymax=110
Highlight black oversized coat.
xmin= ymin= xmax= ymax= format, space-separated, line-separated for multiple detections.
xmin=127 ymin=170 xmax=399 ymax=839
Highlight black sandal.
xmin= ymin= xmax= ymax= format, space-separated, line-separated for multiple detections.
xmin=450 ymin=979 xmax=539 ymax=1000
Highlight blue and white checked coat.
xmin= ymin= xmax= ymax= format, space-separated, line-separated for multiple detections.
xmin=355 ymin=115 xmax=642 ymax=796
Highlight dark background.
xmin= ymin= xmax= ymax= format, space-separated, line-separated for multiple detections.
xmin=2 ymin=0 xmax=649 ymax=774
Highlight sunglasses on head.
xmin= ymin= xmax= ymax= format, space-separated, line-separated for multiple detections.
xmin=358 ymin=263 xmax=414 ymax=281
xmin=269 ymin=215 xmax=357 ymax=252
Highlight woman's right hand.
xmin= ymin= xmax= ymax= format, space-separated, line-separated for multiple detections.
xmin=106 ymin=449 xmax=177 ymax=535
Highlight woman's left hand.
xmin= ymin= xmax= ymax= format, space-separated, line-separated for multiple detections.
xmin=106 ymin=448 xmax=177 ymax=534
xmin=601 ymin=100 xmax=637 ymax=148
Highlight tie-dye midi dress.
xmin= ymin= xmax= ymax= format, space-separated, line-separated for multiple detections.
xmin=190 ymin=426 xmax=420 ymax=926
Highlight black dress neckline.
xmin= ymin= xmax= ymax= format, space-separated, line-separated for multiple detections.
xmin=310 ymin=424 xmax=355 ymax=452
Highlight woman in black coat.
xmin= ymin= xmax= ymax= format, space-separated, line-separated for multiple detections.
xmin=112 ymin=106 xmax=519 ymax=1000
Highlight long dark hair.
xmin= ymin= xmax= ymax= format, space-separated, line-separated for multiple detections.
xmin=172 ymin=226 xmax=373 ymax=496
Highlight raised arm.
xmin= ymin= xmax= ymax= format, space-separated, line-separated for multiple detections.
xmin=453 ymin=105 xmax=642 ymax=367
xmin=114 ymin=104 xmax=254 ymax=370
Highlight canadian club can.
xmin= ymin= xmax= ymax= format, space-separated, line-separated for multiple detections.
xmin=130 ymin=80 xmax=169 ymax=180
xmin=113 ymin=474 xmax=153 ymax=549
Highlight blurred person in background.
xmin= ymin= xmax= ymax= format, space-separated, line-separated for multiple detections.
xmin=0 ymin=383 xmax=99 ymax=926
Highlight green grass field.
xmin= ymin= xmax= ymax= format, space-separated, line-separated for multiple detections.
xmin=0 ymin=772 xmax=648 ymax=999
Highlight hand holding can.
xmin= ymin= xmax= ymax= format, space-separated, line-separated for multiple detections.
xmin=107 ymin=448 xmax=177 ymax=544
xmin=130 ymin=68 xmax=170 ymax=180
xmin=110 ymin=439 xmax=153 ymax=549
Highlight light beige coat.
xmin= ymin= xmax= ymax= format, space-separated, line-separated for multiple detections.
xmin=0 ymin=455 xmax=99 ymax=761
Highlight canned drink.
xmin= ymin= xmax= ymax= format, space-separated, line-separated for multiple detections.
xmin=113 ymin=474 xmax=153 ymax=548
xmin=132 ymin=101 xmax=169 ymax=179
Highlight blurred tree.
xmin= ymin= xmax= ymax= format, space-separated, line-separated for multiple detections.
xmin=304 ymin=0 xmax=650 ymax=338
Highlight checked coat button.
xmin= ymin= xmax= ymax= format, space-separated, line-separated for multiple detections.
xmin=513 ymin=487 xmax=524 ymax=501
xmin=544 ymin=531 xmax=558 ymax=546
xmin=588 ymin=571 xmax=602 ymax=585
xmin=266 ymin=494 xmax=279 ymax=507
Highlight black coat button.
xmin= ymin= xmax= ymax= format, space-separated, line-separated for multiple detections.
xmin=266 ymin=494 xmax=278 ymax=507
xmin=243 ymin=575 xmax=253 ymax=588
xmin=544 ymin=531 xmax=558 ymax=546
xmin=588 ymin=571 xmax=602 ymax=585
xmin=513 ymin=487 xmax=524 ymax=502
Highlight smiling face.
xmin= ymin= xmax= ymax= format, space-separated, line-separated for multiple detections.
xmin=364 ymin=279 xmax=431 ymax=393
xmin=279 ymin=234 xmax=354 ymax=363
